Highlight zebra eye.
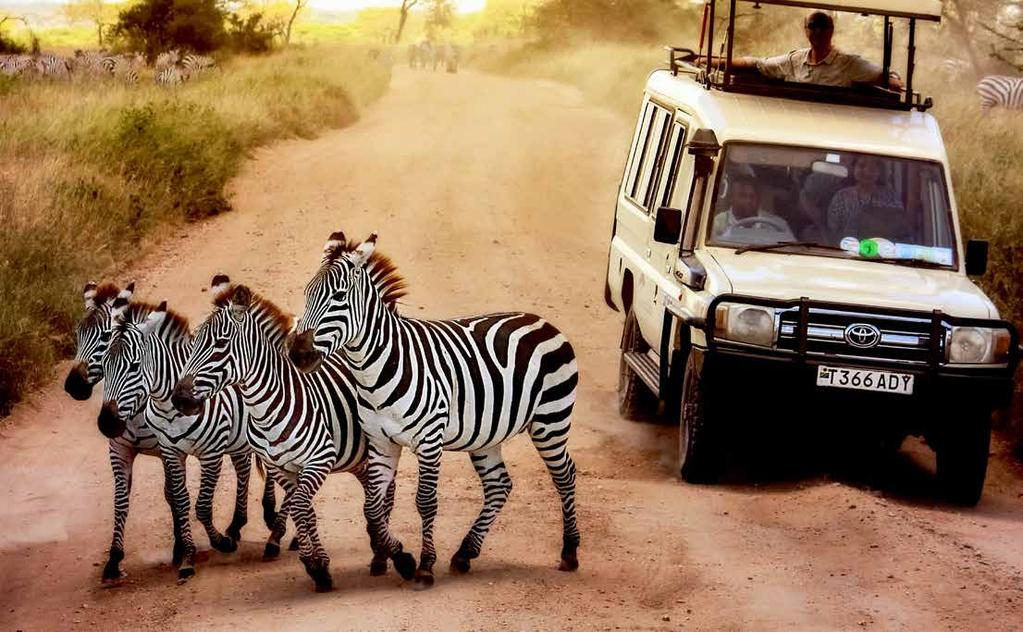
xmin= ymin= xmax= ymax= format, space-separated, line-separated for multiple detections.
xmin=100 ymin=332 xmax=111 ymax=342
xmin=332 ymin=289 xmax=345 ymax=300
xmin=129 ymin=362 xmax=141 ymax=372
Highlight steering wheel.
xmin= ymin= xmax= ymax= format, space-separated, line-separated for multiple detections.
xmin=730 ymin=216 xmax=791 ymax=233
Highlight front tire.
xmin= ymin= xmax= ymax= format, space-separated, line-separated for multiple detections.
xmin=678 ymin=351 xmax=723 ymax=483
xmin=618 ymin=309 xmax=655 ymax=420
xmin=935 ymin=413 xmax=991 ymax=506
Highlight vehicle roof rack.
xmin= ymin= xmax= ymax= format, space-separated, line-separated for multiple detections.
xmin=671 ymin=0 xmax=939 ymax=112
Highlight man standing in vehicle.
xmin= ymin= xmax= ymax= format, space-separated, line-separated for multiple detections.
xmin=730 ymin=11 xmax=904 ymax=89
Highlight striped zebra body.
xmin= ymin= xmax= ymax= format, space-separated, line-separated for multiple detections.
xmin=1 ymin=54 xmax=34 ymax=77
xmin=100 ymin=291 xmax=281 ymax=581
xmin=71 ymin=50 xmax=110 ymax=78
xmin=35 ymin=54 xmax=71 ymax=80
xmin=173 ymin=276 xmax=413 ymax=591
xmin=63 ymin=282 xmax=175 ymax=584
xmin=290 ymin=233 xmax=581 ymax=586
xmin=977 ymin=75 xmax=1023 ymax=112
xmin=155 ymin=65 xmax=185 ymax=87
xmin=181 ymin=53 xmax=216 ymax=79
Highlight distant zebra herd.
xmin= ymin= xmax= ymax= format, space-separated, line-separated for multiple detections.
xmin=408 ymin=41 xmax=460 ymax=73
xmin=0 ymin=49 xmax=216 ymax=86
xmin=67 ymin=230 xmax=580 ymax=592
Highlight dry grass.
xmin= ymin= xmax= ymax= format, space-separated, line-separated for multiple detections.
xmin=0 ymin=46 xmax=392 ymax=415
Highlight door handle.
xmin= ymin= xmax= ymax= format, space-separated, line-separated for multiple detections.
xmin=645 ymin=248 xmax=652 ymax=258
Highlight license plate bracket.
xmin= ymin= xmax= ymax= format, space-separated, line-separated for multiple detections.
xmin=816 ymin=365 xmax=914 ymax=395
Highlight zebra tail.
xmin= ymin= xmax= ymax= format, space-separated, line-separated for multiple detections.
xmin=253 ymin=455 xmax=266 ymax=481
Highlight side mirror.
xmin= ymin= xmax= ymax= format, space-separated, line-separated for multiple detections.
xmin=653 ymin=206 xmax=683 ymax=244
xmin=965 ymin=239 xmax=988 ymax=276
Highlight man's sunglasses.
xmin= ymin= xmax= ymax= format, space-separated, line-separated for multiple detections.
xmin=805 ymin=23 xmax=833 ymax=31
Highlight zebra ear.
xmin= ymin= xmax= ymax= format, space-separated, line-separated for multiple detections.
xmin=83 ymin=282 xmax=98 ymax=309
xmin=323 ymin=231 xmax=346 ymax=260
xmin=352 ymin=233 xmax=377 ymax=268
xmin=119 ymin=281 xmax=135 ymax=302
xmin=211 ymin=274 xmax=231 ymax=302
xmin=111 ymin=297 xmax=130 ymax=324
xmin=139 ymin=301 xmax=167 ymax=336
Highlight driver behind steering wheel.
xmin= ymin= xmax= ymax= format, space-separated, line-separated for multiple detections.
xmin=711 ymin=174 xmax=795 ymax=243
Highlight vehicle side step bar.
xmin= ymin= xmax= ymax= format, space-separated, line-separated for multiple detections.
xmin=623 ymin=351 xmax=660 ymax=395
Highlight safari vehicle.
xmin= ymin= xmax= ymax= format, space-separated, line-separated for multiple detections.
xmin=604 ymin=0 xmax=1020 ymax=504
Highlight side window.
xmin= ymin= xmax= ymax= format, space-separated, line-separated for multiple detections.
xmin=633 ymin=107 xmax=672 ymax=209
xmin=623 ymin=103 xmax=656 ymax=201
xmin=653 ymin=120 xmax=688 ymax=211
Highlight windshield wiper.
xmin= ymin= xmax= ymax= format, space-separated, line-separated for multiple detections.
xmin=734 ymin=241 xmax=847 ymax=255
xmin=866 ymin=256 xmax=949 ymax=269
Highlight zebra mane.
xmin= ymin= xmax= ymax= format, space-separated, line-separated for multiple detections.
xmin=323 ymin=238 xmax=408 ymax=309
xmin=215 ymin=285 xmax=294 ymax=345
xmin=92 ymin=283 xmax=122 ymax=307
xmin=111 ymin=300 xmax=189 ymax=340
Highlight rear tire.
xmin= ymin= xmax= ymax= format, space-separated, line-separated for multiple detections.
xmin=678 ymin=351 xmax=723 ymax=483
xmin=935 ymin=412 xmax=991 ymax=506
xmin=618 ymin=309 xmax=656 ymax=420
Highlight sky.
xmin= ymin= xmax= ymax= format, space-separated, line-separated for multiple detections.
xmin=308 ymin=0 xmax=486 ymax=11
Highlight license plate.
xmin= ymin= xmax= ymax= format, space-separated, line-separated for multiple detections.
xmin=816 ymin=365 xmax=914 ymax=395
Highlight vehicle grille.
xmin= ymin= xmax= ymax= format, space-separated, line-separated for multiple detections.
xmin=776 ymin=308 xmax=946 ymax=365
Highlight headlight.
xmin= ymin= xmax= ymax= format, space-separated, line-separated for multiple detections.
xmin=948 ymin=326 xmax=1011 ymax=364
xmin=714 ymin=303 xmax=777 ymax=347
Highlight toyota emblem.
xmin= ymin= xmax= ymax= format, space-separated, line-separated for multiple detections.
xmin=844 ymin=323 xmax=882 ymax=348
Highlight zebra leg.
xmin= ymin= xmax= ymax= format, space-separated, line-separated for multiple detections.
xmin=451 ymin=447 xmax=513 ymax=574
xmin=351 ymin=464 xmax=392 ymax=576
xmin=260 ymin=461 xmax=278 ymax=531
xmin=365 ymin=442 xmax=416 ymax=580
xmin=196 ymin=454 xmax=236 ymax=553
xmin=290 ymin=467 xmax=333 ymax=592
xmin=160 ymin=448 xmax=198 ymax=581
xmin=263 ymin=473 xmax=295 ymax=561
xmin=530 ymin=413 xmax=581 ymax=572
xmin=412 ymin=441 xmax=444 ymax=588
xmin=226 ymin=452 xmax=252 ymax=543
xmin=103 ymin=443 xmax=136 ymax=584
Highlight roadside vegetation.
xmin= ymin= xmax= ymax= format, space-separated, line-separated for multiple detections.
xmin=0 ymin=47 xmax=390 ymax=414
xmin=474 ymin=0 xmax=1023 ymax=447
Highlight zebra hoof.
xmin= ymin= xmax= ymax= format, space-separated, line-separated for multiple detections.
xmin=288 ymin=537 xmax=300 ymax=551
xmin=413 ymin=569 xmax=435 ymax=590
xmin=558 ymin=553 xmax=579 ymax=572
xmin=212 ymin=536 xmax=238 ymax=554
xmin=172 ymin=541 xmax=185 ymax=566
xmin=177 ymin=566 xmax=195 ymax=584
xmin=263 ymin=542 xmax=281 ymax=561
xmin=369 ymin=558 xmax=389 ymax=576
xmin=392 ymin=551 xmax=417 ymax=580
xmin=313 ymin=574 xmax=334 ymax=593
xmin=101 ymin=562 xmax=125 ymax=585
xmin=449 ymin=555 xmax=472 ymax=574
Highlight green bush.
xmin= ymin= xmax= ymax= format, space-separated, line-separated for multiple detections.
xmin=0 ymin=46 xmax=391 ymax=416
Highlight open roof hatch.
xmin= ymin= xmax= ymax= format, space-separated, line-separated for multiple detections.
xmin=667 ymin=0 xmax=940 ymax=112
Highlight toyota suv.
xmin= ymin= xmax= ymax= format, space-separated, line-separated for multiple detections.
xmin=604 ymin=0 xmax=1019 ymax=504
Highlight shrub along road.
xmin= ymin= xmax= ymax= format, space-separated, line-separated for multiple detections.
xmin=1 ymin=69 xmax=1022 ymax=630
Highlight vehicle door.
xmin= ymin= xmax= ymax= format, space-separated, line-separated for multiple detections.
xmin=635 ymin=109 xmax=692 ymax=350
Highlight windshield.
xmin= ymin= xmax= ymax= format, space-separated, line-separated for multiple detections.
xmin=705 ymin=143 xmax=958 ymax=267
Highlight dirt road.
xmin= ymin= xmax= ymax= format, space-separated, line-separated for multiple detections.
xmin=3 ymin=69 xmax=1023 ymax=631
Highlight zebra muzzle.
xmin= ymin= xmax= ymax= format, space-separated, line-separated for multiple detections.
xmin=97 ymin=401 xmax=127 ymax=439
xmin=171 ymin=376 xmax=203 ymax=416
xmin=64 ymin=362 xmax=93 ymax=401
xmin=288 ymin=330 xmax=322 ymax=373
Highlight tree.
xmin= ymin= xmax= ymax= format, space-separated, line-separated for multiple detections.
xmin=63 ymin=0 xmax=119 ymax=48
xmin=394 ymin=0 xmax=418 ymax=43
xmin=283 ymin=0 xmax=307 ymax=45
xmin=114 ymin=0 xmax=225 ymax=59
xmin=425 ymin=0 xmax=453 ymax=40
xmin=0 ymin=15 xmax=28 ymax=54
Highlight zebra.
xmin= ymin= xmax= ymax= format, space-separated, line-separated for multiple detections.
xmin=100 ymin=290 xmax=281 ymax=581
xmin=181 ymin=53 xmax=216 ymax=78
xmin=63 ymin=282 xmax=184 ymax=584
xmin=288 ymin=232 xmax=581 ymax=587
xmin=155 ymin=65 xmax=185 ymax=87
xmin=977 ymin=75 xmax=1023 ymax=112
xmin=111 ymin=53 xmax=145 ymax=84
xmin=155 ymin=49 xmax=180 ymax=71
xmin=34 ymin=54 xmax=71 ymax=80
xmin=0 ymin=54 xmax=33 ymax=78
xmin=171 ymin=275 xmax=415 ymax=592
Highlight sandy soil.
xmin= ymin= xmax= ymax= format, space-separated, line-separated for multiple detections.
xmin=2 ymin=69 xmax=1023 ymax=631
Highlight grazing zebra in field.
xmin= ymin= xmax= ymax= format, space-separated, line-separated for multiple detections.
xmin=155 ymin=65 xmax=185 ymax=87
xmin=0 ymin=54 xmax=34 ymax=78
xmin=977 ymin=75 xmax=1023 ymax=112
xmin=100 ymin=290 xmax=281 ymax=581
xmin=172 ymin=276 xmax=413 ymax=592
xmin=289 ymin=232 xmax=581 ymax=587
xmin=34 ymin=54 xmax=71 ymax=80
xmin=64 ymin=282 xmax=184 ymax=584
xmin=155 ymin=49 xmax=180 ymax=71
xmin=181 ymin=53 xmax=216 ymax=78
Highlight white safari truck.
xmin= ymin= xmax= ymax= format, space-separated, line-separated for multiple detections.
xmin=605 ymin=0 xmax=1020 ymax=504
